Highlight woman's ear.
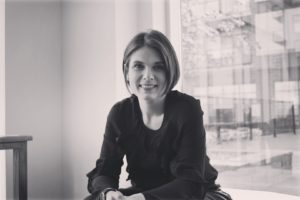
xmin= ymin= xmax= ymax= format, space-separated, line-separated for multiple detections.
xmin=125 ymin=73 xmax=130 ymax=85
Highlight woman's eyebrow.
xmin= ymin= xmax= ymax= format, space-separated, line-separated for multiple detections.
xmin=131 ymin=60 xmax=163 ymax=64
xmin=154 ymin=61 xmax=164 ymax=65
xmin=132 ymin=60 xmax=144 ymax=64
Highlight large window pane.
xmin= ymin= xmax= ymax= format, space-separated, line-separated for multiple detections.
xmin=181 ymin=0 xmax=300 ymax=196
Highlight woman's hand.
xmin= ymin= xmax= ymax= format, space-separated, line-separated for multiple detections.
xmin=106 ymin=191 xmax=126 ymax=200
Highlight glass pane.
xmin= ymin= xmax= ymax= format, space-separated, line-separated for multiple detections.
xmin=181 ymin=0 xmax=300 ymax=196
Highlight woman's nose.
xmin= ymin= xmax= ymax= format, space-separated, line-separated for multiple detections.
xmin=143 ymin=67 xmax=154 ymax=80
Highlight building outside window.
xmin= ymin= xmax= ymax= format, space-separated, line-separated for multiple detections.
xmin=180 ymin=0 xmax=300 ymax=196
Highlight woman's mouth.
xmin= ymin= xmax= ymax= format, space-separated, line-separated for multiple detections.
xmin=139 ymin=84 xmax=157 ymax=89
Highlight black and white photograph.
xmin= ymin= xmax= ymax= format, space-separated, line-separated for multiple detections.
xmin=0 ymin=0 xmax=299 ymax=199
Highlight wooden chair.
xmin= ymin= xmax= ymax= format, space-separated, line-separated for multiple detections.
xmin=0 ymin=135 xmax=32 ymax=200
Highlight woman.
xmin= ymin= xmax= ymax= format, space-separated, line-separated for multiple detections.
xmin=86 ymin=30 xmax=231 ymax=200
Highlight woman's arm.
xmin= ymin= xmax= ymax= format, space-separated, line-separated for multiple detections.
xmin=142 ymin=100 xmax=207 ymax=200
xmin=87 ymin=104 xmax=125 ymax=196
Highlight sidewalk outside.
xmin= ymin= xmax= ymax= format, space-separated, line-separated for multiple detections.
xmin=207 ymin=131 xmax=300 ymax=196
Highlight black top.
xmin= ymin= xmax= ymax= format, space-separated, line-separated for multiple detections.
xmin=87 ymin=90 xmax=219 ymax=199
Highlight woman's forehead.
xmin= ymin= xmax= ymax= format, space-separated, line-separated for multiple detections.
xmin=129 ymin=46 xmax=163 ymax=64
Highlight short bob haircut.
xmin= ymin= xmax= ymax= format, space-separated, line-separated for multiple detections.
xmin=122 ymin=29 xmax=180 ymax=95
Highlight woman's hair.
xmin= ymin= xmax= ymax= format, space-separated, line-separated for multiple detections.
xmin=122 ymin=29 xmax=180 ymax=95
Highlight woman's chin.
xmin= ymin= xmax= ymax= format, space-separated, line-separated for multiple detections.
xmin=136 ymin=93 xmax=156 ymax=102
xmin=137 ymin=93 xmax=166 ymax=103
xmin=140 ymin=95 xmax=155 ymax=102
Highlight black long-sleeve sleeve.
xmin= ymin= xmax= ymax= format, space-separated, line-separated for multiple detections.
xmin=142 ymin=100 xmax=207 ymax=200
xmin=87 ymin=105 xmax=124 ymax=195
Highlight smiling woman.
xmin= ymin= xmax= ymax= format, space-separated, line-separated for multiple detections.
xmin=85 ymin=30 xmax=232 ymax=200
xmin=122 ymin=30 xmax=180 ymax=98
xmin=126 ymin=47 xmax=167 ymax=104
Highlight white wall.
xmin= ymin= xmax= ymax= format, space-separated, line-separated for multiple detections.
xmin=114 ymin=0 xmax=139 ymax=101
xmin=61 ymin=1 xmax=117 ymax=199
xmin=5 ymin=0 xmax=62 ymax=199
xmin=0 ymin=0 xmax=6 ymax=198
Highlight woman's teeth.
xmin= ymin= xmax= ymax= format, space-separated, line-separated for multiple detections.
xmin=140 ymin=85 xmax=156 ymax=89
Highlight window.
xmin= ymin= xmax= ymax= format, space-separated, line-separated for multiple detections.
xmin=180 ymin=0 xmax=300 ymax=196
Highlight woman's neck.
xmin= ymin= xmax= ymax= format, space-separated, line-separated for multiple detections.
xmin=138 ymin=97 xmax=166 ymax=130
xmin=139 ymin=97 xmax=165 ymax=116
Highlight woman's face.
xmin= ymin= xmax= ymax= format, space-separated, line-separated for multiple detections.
xmin=127 ymin=46 xmax=167 ymax=103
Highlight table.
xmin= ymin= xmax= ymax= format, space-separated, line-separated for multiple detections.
xmin=0 ymin=135 xmax=32 ymax=200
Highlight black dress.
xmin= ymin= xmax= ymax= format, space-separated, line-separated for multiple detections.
xmin=86 ymin=91 xmax=231 ymax=200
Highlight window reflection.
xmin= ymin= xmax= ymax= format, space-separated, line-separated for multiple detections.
xmin=181 ymin=0 xmax=300 ymax=195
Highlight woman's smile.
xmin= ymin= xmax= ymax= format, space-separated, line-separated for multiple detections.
xmin=139 ymin=84 xmax=157 ymax=89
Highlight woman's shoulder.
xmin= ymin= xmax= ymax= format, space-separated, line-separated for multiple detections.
xmin=108 ymin=95 xmax=137 ymax=120
xmin=166 ymin=91 xmax=204 ymax=123
xmin=112 ymin=95 xmax=135 ymax=108
xmin=167 ymin=90 xmax=202 ymax=111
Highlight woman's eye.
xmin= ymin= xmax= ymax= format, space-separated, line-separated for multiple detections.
xmin=153 ymin=65 xmax=165 ymax=71
xmin=133 ymin=63 xmax=144 ymax=70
